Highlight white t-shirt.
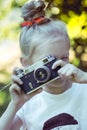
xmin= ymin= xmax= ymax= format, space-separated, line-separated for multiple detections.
xmin=17 ymin=83 xmax=87 ymax=130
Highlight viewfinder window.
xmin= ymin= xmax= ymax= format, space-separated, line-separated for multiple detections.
xmin=43 ymin=58 xmax=48 ymax=63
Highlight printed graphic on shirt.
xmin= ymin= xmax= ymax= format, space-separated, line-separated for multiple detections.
xmin=43 ymin=113 xmax=79 ymax=130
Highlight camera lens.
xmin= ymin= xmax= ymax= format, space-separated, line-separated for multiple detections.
xmin=34 ymin=66 xmax=51 ymax=83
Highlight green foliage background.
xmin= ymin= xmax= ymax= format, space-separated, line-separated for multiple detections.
xmin=0 ymin=0 xmax=87 ymax=116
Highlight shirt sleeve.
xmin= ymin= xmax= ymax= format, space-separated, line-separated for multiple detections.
xmin=16 ymin=106 xmax=27 ymax=130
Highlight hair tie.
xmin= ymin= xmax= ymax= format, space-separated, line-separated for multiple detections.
xmin=20 ymin=17 xmax=46 ymax=27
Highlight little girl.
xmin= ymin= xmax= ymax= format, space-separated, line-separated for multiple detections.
xmin=0 ymin=1 xmax=87 ymax=130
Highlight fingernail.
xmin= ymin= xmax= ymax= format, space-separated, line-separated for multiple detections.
xmin=52 ymin=65 xmax=54 ymax=69
xmin=19 ymin=80 xmax=23 ymax=84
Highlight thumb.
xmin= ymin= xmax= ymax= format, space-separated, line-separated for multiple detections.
xmin=52 ymin=60 xmax=66 ymax=69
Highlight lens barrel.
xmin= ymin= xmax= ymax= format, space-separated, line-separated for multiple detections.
xmin=34 ymin=66 xmax=51 ymax=83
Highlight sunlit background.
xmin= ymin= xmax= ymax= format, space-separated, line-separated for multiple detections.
xmin=0 ymin=0 xmax=87 ymax=115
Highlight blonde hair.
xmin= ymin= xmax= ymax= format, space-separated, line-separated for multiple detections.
xmin=20 ymin=0 xmax=70 ymax=58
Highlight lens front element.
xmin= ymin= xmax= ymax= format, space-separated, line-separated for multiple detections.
xmin=34 ymin=66 xmax=51 ymax=83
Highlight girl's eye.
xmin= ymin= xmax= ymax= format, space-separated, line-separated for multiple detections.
xmin=61 ymin=57 xmax=68 ymax=61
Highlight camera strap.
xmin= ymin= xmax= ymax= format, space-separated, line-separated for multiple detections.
xmin=0 ymin=82 xmax=11 ymax=92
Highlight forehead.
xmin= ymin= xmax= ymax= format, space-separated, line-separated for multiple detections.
xmin=32 ymin=39 xmax=70 ymax=62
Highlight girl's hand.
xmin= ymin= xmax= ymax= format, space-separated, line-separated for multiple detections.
xmin=10 ymin=67 xmax=42 ymax=108
xmin=52 ymin=60 xmax=87 ymax=83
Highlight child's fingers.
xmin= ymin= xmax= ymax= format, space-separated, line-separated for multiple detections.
xmin=12 ymin=67 xmax=24 ymax=75
xmin=11 ymin=75 xmax=23 ymax=85
xmin=12 ymin=67 xmax=20 ymax=75
xmin=58 ymin=64 xmax=77 ymax=80
xmin=52 ymin=60 xmax=66 ymax=69
xmin=58 ymin=64 xmax=71 ymax=75
xmin=9 ymin=83 xmax=22 ymax=94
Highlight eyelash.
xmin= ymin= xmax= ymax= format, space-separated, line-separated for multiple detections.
xmin=61 ymin=57 xmax=68 ymax=61
xmin=54 ymin=56 xmax=68 ymax=61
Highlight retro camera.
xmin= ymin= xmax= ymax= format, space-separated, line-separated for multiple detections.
xmin=17 ymin=55 xmax=60 ymax=94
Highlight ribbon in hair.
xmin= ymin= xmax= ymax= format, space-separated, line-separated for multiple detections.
xmin=20 ymin=17 xmax=46 ymax=27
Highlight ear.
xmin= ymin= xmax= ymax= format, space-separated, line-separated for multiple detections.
xmin=20 ymin=57 xmax=30 ymax=67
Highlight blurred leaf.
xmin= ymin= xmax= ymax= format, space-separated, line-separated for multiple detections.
xmin=72 ymin=57 xmax=80 ymax=66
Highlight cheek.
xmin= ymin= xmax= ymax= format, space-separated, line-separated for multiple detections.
xmin=32 ymin=51 xmax=49 ymax=63
xmin=31 ymin=53 xmax=42 ymax=64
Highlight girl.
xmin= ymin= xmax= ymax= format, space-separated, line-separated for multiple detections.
xmin=0 ymin=1 xmax=87 ymax=130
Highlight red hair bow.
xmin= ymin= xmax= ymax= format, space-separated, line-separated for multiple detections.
xmin=20 ymin=17 xmax=45 ymax=27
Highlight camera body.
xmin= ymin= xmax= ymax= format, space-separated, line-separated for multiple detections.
xmin=18 ymin=55 xmax=60 ymax=94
